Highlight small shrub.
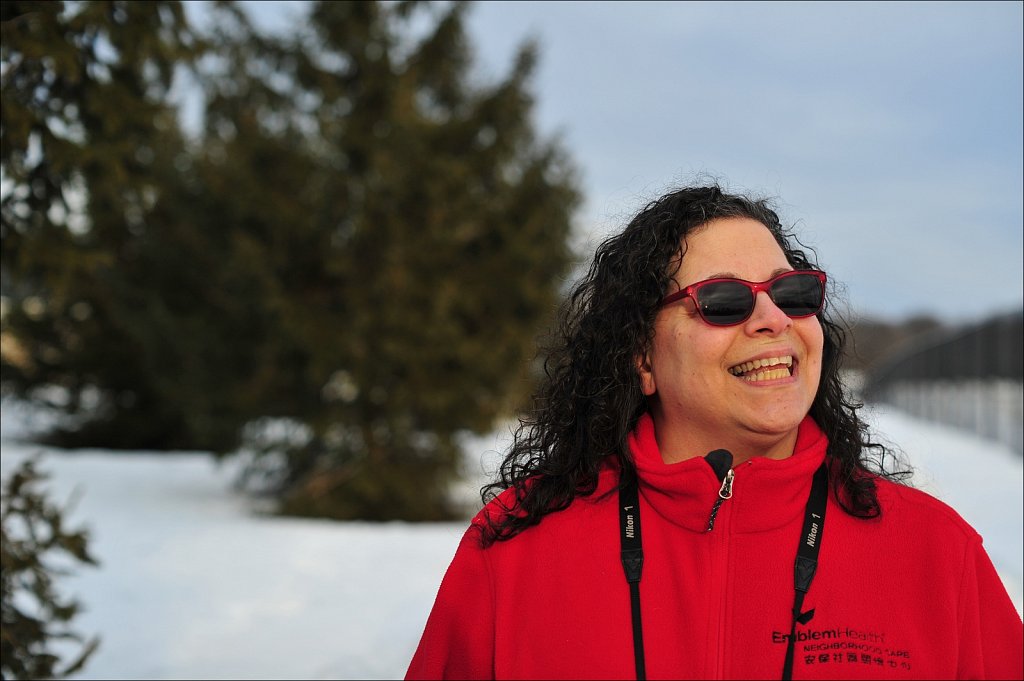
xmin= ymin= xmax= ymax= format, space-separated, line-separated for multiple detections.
xmin=1 ymin=456 xmax=99 ymax=680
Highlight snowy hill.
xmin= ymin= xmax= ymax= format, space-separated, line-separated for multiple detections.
xmin=1 ymin=400 xmax=1020 ymax=680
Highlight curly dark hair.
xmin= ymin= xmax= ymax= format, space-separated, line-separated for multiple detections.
xmin=480 ymin=184 xmax=910 ymax=545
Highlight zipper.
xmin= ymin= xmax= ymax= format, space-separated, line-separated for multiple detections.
xmin=705 ymin=468 xmax=734 ymax=532
xmin=705 ymin=468 xmax=734 ymax=679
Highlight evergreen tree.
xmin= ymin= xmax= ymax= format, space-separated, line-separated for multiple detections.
xmin=196 ymin=0 xmax=579 ymax=519
xmin=1 ymin=1 xmax=579 ymax=520
xmin=0 ymin=1 xmax=211 ymax=448
xmin=1 ymin=457 xmax=99 ymax=680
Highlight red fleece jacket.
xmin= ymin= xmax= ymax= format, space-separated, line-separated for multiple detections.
xmin=407 ymin=415 xmax=1024 ymax=680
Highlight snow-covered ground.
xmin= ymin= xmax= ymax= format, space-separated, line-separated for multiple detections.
xmin=1 ymin=400 xmax=1020 ymax=680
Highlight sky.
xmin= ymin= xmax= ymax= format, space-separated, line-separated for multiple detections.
xmin=1 ymin=397 xmax=1020 ymax=679
xmin=232 ymin=1 xmax=1023 ymax=325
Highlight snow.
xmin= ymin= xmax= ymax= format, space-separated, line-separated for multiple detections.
xmin=1 ymin=400 xmax=1020 ymax=680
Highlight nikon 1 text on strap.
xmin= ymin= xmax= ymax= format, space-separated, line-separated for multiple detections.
xmin=617 ymin=461 xmax=829 ymax=681
xmin=782 ymin=462 xmax=829 ymax=680
xmin=619 ymin=470 xmax=646 ymax=680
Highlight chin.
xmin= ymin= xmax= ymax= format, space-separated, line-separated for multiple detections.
xmin=744 ymin=405 xmax=809 ymax=435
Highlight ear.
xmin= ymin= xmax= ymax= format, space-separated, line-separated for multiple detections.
xmin=636 ymin=352 xmax=656 ymax=396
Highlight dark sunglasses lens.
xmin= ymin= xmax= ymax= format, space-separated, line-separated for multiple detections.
xmin=771 ymin=274 xmax=824 ymax=317
xmin=697 ymin=281 xmax=754 ymax=325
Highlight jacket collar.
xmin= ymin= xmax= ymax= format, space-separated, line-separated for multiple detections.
xmin=627 ymin=413 xmax=828 ymax=533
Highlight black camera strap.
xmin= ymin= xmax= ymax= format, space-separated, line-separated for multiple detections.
xmin=619 ymin=471 xmax=646 ymax=680
xmin=618 ymin=461 xmax=829 ymax=681
xmin=782 ymin=462 xmax=829 ymax=680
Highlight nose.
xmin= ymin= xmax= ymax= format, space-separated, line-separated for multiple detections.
xmin=744 ymin=291 xmax=792 ymax=336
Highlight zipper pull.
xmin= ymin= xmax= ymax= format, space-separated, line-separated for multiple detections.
xmin=718 ymin=469 xmax=734 ymax=499
xmin=707 ymin=468 xmax=734 ymax=531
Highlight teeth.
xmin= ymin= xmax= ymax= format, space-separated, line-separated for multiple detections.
xmin=728 ymin=355 xmax=794 ymax=377
xmin=741 ymin=368 xmax=791 ymax=382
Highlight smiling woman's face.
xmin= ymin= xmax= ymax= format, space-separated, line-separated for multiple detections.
xmin=637 ymin=217 xmax=824 ymax=464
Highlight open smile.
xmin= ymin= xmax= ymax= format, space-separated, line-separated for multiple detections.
xmin=728 ymin=355 xmax=795 ymax=383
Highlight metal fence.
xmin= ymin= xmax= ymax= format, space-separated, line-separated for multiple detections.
xmin=863 ymin=310 xmax=1024 ymax=454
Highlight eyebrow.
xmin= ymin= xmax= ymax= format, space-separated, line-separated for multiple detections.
xmin=695 ymin=267 xmax=793 ymax=283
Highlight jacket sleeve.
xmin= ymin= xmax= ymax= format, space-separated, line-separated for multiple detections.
xmin=956 ymin=537 xmax=1024 ymax=679
xmin=406 ymin=524 xmax=495 ymax=680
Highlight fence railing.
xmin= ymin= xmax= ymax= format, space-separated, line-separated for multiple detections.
xmin=863 ymin=310 xmax=1024 ymax=454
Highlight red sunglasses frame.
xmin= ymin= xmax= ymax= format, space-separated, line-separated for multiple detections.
xmin=660 ymin=269 xmax=827 ymax=326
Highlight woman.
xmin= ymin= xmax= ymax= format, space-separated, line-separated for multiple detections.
xmin=406 ymin=185 xmax=1023 ymax=680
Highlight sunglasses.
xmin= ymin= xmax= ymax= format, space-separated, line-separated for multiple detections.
xmin=660 ymin=270 xmax=827 ymax=326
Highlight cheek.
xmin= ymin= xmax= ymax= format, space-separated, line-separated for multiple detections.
xmin=813 ymin=322 xmax=826 ymax=360
xmin=651 ymin=327 xmax=690 ymax=379
xmin=650 ymin=316 xmax=734 ymax=389
xmin=669 ymin=328 xmax=731 ymax=385
xmin=802 ymin=321 xmax=826 ymax=381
